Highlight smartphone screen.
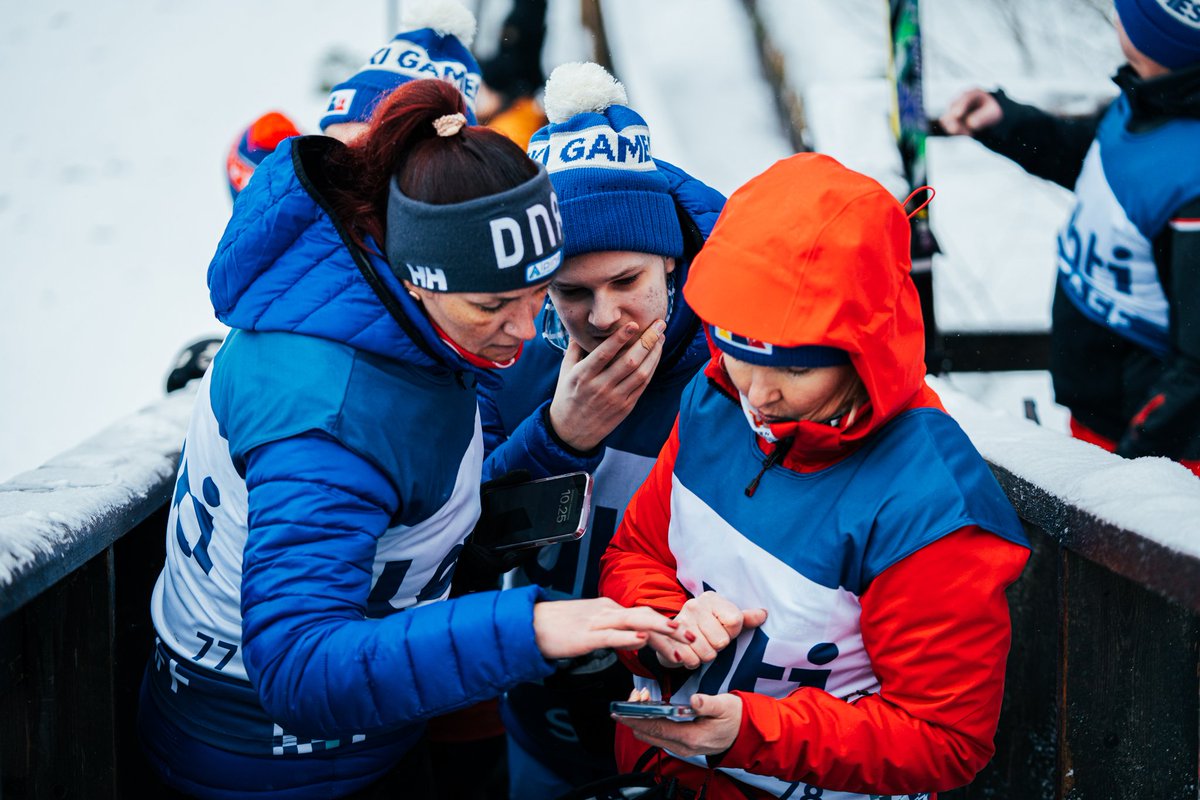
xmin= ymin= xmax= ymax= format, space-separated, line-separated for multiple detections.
xmin=478 ymin=471 xmax=593 ymax=552
xmin=609 ymin=700 xmax=698 ymax=722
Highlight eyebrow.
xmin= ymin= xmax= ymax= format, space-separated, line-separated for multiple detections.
xmin=553 ymin=266 xmax=642 ymax=291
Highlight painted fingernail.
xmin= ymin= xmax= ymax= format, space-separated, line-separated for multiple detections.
xmin=673 ymin=650 xmax=682 ymax=661
xmin=685 ymin=631 xmax=696 ymax=643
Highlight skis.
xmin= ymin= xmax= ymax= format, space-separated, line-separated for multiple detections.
xmin=887 ymin=0 xmax=943 ymax=374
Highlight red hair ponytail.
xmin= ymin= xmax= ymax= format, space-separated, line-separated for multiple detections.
xmin=324 ymin=79 xmax=538 ymax=251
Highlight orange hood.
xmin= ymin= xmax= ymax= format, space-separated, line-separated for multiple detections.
xmin=684 ymin=153 xmax=937 ymax=462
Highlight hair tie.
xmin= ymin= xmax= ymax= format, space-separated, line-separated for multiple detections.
xmin=432 ymin=113 xmax=467 ymax=137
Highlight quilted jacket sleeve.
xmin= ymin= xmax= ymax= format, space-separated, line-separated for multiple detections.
xmin=239 ymin=431 xmax=556 ymax=738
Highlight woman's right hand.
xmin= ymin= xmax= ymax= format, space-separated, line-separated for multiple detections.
xmin=938 ymin=88 xmax=1003 ymax=136
xmin=533 ymin=597 xmax=686 ymax=659
xmin=650 ymin=591 xmax=767 ymax=670
xmin=548 ymin=320 xmax=667 ymax=452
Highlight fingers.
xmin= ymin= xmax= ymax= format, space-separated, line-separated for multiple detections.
xmin=573 ymin=322 xmax=639 ymax=380
xmin=940 ymin=89 xmax=985 ymax=135
xmin=559 ymin=338 xmax=588 ymax=371
xmin=742 ymin=607 xmax=768 ymax=630
xmin=612 ymin=604 xmax=686 ymax=639
xmin=614 ymin=324 xmax=667 ymax=399
xmin=940 ymin=89 xmax=1001 ymax=136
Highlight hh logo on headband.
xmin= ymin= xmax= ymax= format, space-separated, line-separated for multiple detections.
xmin=714 ymin=327 xmax=773 ymax=355
xmin=406 ymin=264 xmax=448 ymax=291
xmin=489 ymin=197 xmax=563 ymax=277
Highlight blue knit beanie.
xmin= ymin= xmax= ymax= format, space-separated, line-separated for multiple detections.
xmin=526 ymin=62 xmax=684 ymax=260
xmin=710 ymin=325 xmax=850 ymax=368
xmin=319 ymin=0 xmax=482 ymax=131
xmin=1115 ymin=0 xmax=1200 ymax=69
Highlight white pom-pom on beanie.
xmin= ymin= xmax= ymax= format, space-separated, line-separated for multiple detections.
xmin=319 ymin=0 xmax=481 ymax=131
xmin=401 ymin=0 xmax=477 ymax=47
xmin=543 ymin=62 xmax=628 ymax=124
xmin=526 ymin=61 xmax=683 ymax=260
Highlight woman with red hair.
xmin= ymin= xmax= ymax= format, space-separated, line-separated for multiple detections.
xmin=137 ymin=79 xmax=685 ymax=800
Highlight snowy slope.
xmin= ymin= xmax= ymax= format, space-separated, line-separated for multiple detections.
xmin=0 ymin=2 xmax=384 ymax=482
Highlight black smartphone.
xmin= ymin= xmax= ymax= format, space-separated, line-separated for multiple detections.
xmin=478 ymin=471 xmax=593 ymax=553
xmin=610 ymin=700 xmax=698 ymax=722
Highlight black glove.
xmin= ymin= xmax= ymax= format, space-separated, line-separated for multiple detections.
xmin=544 ymin=648 xmax=633 ymax=760
xmin=450 ymin=469 xmax=536 ymax=597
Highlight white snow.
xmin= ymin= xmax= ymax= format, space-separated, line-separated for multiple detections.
xmin=1 ymin=0 xmax=1195 ymax=553
xmin=0 ymin=386 xmax=194 ymax=593
xmin=0 ymin=1 xmax=383 ymax=484
xmin=933 ymin=376 xmax=1200 ymax=555
xmin=602 ymin=0 xmax=794 ymax=197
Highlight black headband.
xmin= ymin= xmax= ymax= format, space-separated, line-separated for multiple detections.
xmin=385 ymin=162 xmax=564 ymax=293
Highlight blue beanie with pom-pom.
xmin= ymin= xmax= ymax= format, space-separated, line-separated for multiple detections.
xmin=1115 ymin=0 xmax=1200 ymax=70
xmin=525 ymin=62 xmax=683 ymax=260
xmin=319 ymin=0 xmax=482 ymax=131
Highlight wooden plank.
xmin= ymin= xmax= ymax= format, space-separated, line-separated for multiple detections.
xmin=1059 ymin=549 xmax=1199 ymax=798
xmin=113 ymin=505 xmax=170 ymax=793
xmin=945 ymin=524 xmax=1060 ymax=800
xmin=0 ymin=549 xmax=118 ymax=799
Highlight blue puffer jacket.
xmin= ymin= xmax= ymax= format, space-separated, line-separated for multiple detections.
xmin=140 ymin=136 xmax=554 ymax=800
xmin=480 ymin=159 xmax=726 ymax=482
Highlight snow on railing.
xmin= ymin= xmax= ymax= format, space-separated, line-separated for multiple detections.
xmin=933 ymin=375 xmax=1200 ymax=612
xmin=0 ymin=387 xmax=193 ymax=621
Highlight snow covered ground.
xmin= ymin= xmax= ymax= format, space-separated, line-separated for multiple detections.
xmin=0 ymin=0 xmax=1131 ymax=482
xmin=0 ymin=2 xmax=385 ymax=482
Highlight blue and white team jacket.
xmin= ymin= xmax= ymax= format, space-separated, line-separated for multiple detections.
xmin=142 ymin=136 xmax=554 ymax=799
xmin=1056 ymin=93 xmax=1200 ymax=357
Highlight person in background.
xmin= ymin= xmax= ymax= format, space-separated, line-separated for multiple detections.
xmin=225 ymin=111 xmax=304 ymax=199
xmin=474 ymin=61 xmax=725 ymax=799
xmin=319 ymin=0 xmax=481 ymax=145
xmin=938 ymin=0 xmax=1200 ymax=476
xmin=475 ymin=0 xmax=550 ymax=148
xmin=599 ymin=153 xmax=1030 ymax=799
xmin=136 ymin=77 xmax=687 ymax=800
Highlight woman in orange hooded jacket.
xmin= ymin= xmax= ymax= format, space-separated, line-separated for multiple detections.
xmin=598 ymin=153 xmax=1031 ymax=800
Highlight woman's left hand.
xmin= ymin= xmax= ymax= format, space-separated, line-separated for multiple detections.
xmin=615 ymin=693 xmax=743 ymax=757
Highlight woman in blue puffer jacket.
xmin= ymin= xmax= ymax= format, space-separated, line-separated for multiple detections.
xmin=135 ymin=78 xmax=684 ymax=800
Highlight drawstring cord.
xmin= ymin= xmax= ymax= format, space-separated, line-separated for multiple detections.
xmin=744 ymin=437 xmax=794 ymax=497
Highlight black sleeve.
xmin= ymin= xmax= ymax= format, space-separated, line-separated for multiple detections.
xmin=1117 ymin=195 xmax=1200 ymax=463
xmin=972 ymin=90 xmax=1105 ymax=190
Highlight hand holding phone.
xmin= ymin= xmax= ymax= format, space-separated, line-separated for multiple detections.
xmin=611 ymin=691 xmax=745 ymax=757
xmin=452 ymin=470 xmax=591 ymax=596
xmin=477 ymin=471 xmax=593 ymax=554
xmin=609 ymin=699 xmax=698 ymax=722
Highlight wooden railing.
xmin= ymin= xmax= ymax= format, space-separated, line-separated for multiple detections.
xmin=0 ymin=388 xmax=194 ymax=799
xmin=3 ymin=378 xmax=1197 ymax=798
xmin=934 ymin=377 xmax=1200 ymax=800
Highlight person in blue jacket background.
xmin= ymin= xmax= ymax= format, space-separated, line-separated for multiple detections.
xmin=135 ymin=77 xmax=685 ymax=800
xmin=938 ymin=0 xmax=1200 ymax=475
xmin=473 ymin=62 xmax=727 ymax=799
